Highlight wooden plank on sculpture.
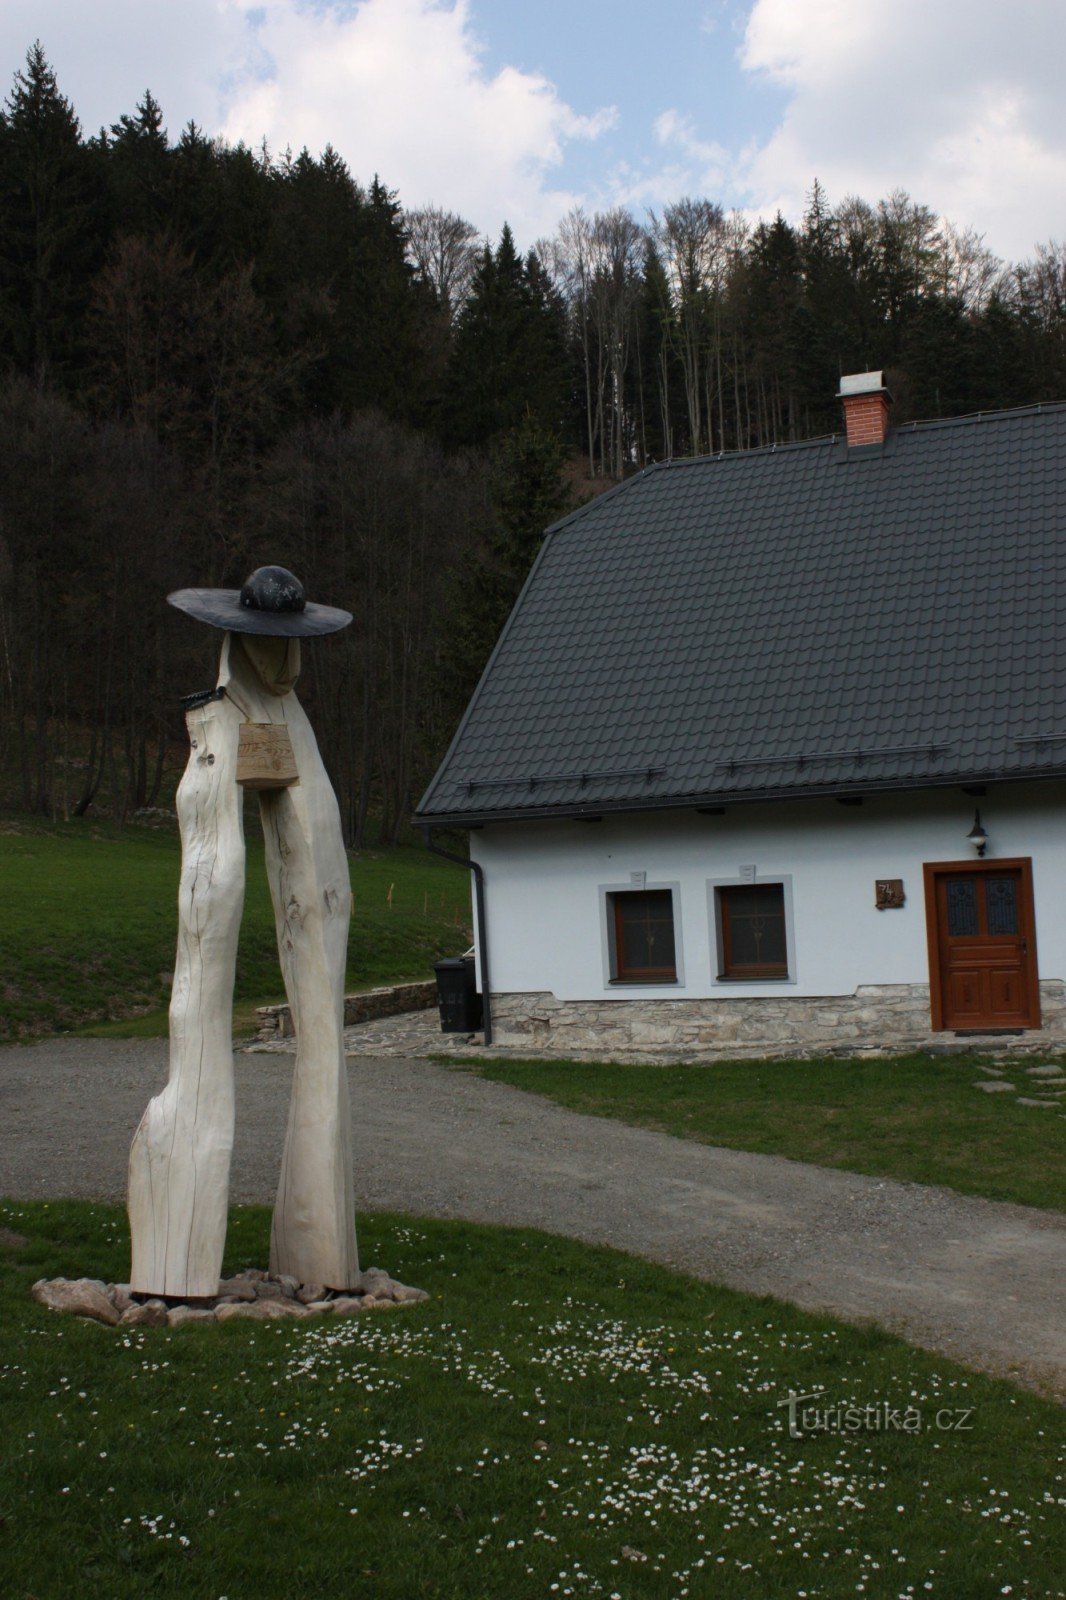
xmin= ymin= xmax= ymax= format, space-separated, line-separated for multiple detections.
xmin=237 ymin=722 xmax=299 ymax=789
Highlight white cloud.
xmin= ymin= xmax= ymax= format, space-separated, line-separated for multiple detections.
xmin=219 ymin=0 xmax=615 ymax=243
xmin=6 ymin=0 xmax=1061 ymax=261
xmin=735 ymin=0 xmax=1066 ymax=262
xmin=602 ymin=109 xmax=731 ymax=216
xmin=0 ymin=0 xmax=614 ymax=245
xmin=0 ymin=0 xmax=248 ymax=136
xmin=653 ymin=109 xmax=729 ymax=176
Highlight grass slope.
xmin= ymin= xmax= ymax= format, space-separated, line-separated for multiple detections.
xmin=462 ymin=1054 xmax=1066 ymax=1213
xmin=0 ymin=1201 xmax=1062 ymax=1600
xmin=0 ymin=820 xmax=471 ymax=1039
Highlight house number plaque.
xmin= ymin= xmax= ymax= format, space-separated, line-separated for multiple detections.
xmin=875 ymin=878 xmax=905 ymax=910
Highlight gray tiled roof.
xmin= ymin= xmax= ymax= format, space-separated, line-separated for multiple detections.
xmin=417 ymin=403 xmax=1066 ymax=825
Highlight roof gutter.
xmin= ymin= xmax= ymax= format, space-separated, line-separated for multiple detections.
xmin=420 ymin=826 xmax=492 ymax=1046
xmin=415 ymin=762 xmax=1066 ymax=829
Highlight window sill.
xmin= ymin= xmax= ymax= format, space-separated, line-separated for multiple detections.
xmin=715 ymin=975 xmax=793 ymax=984
xmin=609 ymin=977 xmax=680 ymax=987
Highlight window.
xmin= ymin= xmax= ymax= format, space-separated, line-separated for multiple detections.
xmin=609 ymin=889 xmax=678 ymax=982
xmin=716 ymin=883 xmax=789 ymax=979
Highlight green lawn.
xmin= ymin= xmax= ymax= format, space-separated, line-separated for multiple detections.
xmin=0 ymin=1200 xmax=1061 ymax=1600
xmin=0 ymin=820 xmax=471 ymax=1039
xmin=459 ymin=1054 xmax=1066 ymax=1213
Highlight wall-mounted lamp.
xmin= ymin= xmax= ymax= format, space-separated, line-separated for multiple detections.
xmin=966 ymin=809 xmax=988 ymax=857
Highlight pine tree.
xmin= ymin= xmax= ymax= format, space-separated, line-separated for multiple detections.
xmin=0 ymin=43 xmax=103 ymax=383
xmin=746 ymin=213 xmax=803 ymax=441
xmin=444 ymin=225 xmax=569 ymax=447
xmin=798 ymin=181 xmax=858 ymax=433
xmin=344 ymin=173 xmax=431 ymax=423
xmin=106 ymin=89 xmax=171 ymax=235
xmin=445 ymin=416 xmax=570 ymax=700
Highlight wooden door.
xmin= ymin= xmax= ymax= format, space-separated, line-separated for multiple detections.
xmin=923 ymin=859 xmax=1040 ymax=1031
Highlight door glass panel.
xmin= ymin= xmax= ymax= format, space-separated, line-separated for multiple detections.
xmin=946 ymin=879 xmax=978 ymax=937
xmin=985 ymin=877 xmax=1019 ymax=936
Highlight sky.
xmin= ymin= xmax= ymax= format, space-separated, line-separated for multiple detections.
xmin=2 ymin=0 xmax=1064 ymax=264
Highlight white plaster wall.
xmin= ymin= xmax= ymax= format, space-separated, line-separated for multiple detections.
xmin=468 ymin=784 xmax=1066 ymax=1001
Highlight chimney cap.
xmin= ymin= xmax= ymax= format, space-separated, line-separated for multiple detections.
xmin=837 ymin=370 xmax=891 ymax=401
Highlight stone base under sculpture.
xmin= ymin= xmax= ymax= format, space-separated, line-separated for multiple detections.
xmin=32 ymin=1268 xmax=428 ymax=1329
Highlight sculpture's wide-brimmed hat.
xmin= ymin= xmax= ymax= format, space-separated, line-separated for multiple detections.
xmin=167 ymin=566 xmax=352 ymax=638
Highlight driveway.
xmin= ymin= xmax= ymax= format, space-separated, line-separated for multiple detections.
xmin=1 ymin=1036 xmax=1063 ymax=1397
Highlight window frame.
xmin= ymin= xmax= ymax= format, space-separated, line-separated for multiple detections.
xmin=709 ymin=875 xmax=796 ymax=984
xmin=599 ymin=880 xmax=684 ymax=988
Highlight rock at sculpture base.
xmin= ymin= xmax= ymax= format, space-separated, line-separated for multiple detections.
xmin=32 ymin=1277 xmax=121 ymax=1326
xmin=31 ymin=1267 xmax=428 ymax=1330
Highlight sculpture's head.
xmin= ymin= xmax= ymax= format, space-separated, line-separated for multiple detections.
xmin=237 ymin=632 xmax=301 ymax=695
xmin=166 ymin=565 xmax=352 ymax=639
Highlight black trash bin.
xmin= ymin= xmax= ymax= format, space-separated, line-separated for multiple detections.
xmin=433 ymin=954 xmax=483 ymax=1033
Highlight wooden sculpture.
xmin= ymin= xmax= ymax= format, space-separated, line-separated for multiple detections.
xmin=128 ymin=567 xmax=358 ymax=1298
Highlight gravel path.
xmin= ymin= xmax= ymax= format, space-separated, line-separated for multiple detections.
xmin=2 ymin=1035 xmax=1064 ymax=1398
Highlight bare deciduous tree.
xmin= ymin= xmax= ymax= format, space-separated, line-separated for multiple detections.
xmin=405 ymin=205 xmax=481 ymax=319
xmin=652 ymin=198 xmax=726 ymax=455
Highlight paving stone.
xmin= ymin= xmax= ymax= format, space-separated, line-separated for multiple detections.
xmin=1016 ymin=1097 xmax=1061 ymax=1108
xmin=976 ymin=1080 xmax=1016 ymax=1092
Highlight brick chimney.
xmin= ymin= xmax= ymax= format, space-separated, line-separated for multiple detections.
xmin=838 ymin=371 xmax=892 ymax=447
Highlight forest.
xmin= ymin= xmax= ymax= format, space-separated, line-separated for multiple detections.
xmin=1 ymin=43 xmax=1064 ymax=841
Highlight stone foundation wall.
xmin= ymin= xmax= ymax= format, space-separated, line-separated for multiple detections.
xmin=490 ymin=983 xmax=1066 ymax=1060
xmin=256 ymin=979 xmax=436 ymax=1042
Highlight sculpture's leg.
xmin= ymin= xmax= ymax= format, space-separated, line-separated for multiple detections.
xmin=262 ymin=769 xmax=358 ymax=1289
xmin=128 ymin=698 xmax=244 ymax=1296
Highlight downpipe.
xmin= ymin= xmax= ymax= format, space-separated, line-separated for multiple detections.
xmin=420 ymin=826 xmax=492 ymax=1045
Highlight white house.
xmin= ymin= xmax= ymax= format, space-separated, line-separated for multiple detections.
xmin=417 ymin=377 xmax=1066 ymax=1057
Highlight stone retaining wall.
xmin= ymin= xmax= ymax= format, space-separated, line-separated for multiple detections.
xmin=256 ymin=979 xmax=437 ymax=1041
xmin=489 ymin=983 xmax=1066 ymax=1060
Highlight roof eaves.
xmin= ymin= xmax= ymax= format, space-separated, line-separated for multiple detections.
xmin=418 ymin=763 xmax=1066 ymax=828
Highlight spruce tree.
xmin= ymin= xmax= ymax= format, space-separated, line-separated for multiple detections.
xmin=107 ymin=90 xmax=171 ymax=235
xmin=444 ymin=224 xmax=569 ymax=448
xmin=445 ymin=415 xmax=570 ymax=701
xmin=0 ymin=43 xmax=102 ymax=384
